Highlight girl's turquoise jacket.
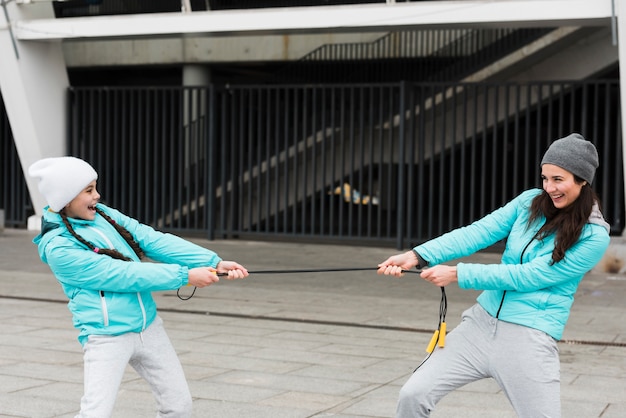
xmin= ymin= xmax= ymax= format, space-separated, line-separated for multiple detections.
xmin=33 ymin=203 xmax=222 ymax=346
xmin=414 ymin=189 xmax=610 ymax=340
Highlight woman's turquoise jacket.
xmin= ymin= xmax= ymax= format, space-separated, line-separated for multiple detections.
xmin=414 ymin=189 xmax=610 ymax=340
xmin=33 ymin=203 xmax=222 ymax=346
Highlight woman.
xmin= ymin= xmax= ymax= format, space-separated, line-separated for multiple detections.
xmin=29 ymin=156 xmax=249 ymax=417
xmin=378 ymin=133 xmax=610 ymax=418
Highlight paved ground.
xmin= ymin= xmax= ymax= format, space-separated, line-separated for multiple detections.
xmin=0 ymin=228 xmax=624 ymax=418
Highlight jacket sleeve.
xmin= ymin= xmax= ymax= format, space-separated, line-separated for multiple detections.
xmin=414 ymin=190 xmax=535 ymax=266
xmin=44 ymin=235 xmax=190 ymax=292
xmin=457 ymin=223 xmax=610 ymax=291
xmin=101 ymin=205 xmax=222 ymax=268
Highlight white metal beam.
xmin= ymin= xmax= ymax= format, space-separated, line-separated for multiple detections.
xmin=13 ymin=1 xmax=614 ymax=41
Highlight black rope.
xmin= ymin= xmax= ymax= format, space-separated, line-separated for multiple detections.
xmin=413 ymin=286 xmax=447 ymax=372
xmin=176 ymin=267 xmax=421 ymax=300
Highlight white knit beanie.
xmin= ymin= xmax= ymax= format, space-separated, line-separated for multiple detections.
xmin=28 ymin=157 xmax=98 ymax=212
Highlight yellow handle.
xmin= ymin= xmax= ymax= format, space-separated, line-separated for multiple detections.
xmin=426 ymin=329 xmax=439 ymax=353
xmin=438 ymin=322 xmax=446 ymax=348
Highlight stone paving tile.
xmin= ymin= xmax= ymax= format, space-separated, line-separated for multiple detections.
xmin=210 ymin=370 xmax=372 ymax=396
xmin=188 ymin=381 xmax=283 ymax=403
xmin=191 ymin=398 xmax=314 ymax=418
xmin=177 ymin=350 xmax=311 ymax=375
xmin=0 ymin=392 xmax=77 ymax=418
xmin=600 ymin=403 xmax=625 ymax=418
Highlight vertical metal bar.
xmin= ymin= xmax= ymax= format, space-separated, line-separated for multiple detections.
xmin=479 ymin=84 xmax=488 ymax=217
xmin=321 ymin=87 xmax=329 ymax=237
xmin=238 ymin=88 xmax=246 ymax=234
xmin=405 ymin=83 xmax=416 ymax=244
xmin=357 ymin=85 xmax=365 ymax=237
xmin=376 ymin=86 xmax=384 ymax=238
xmin=366 ymin=85 xmax=374 ymax=238
xmin=459 ymin=83 xmax=467 ymax=226
xmin=338 ymin=86 xmax=346 ymax=237
xmin=283 ymin=87 xmax=290 ymax=233
xmin=219 ymin=89 xmax=228 ymax=237
xmin=292 ymin=87 xmax=300 ymax=235
xmin=302 ymin=87 xmax=309 ymax=235
xmin=417 ymin=83 xmax=426 ymax=240
xmin=469 ymin=84 xmax=478 ymax=223
xmin=274 ymin=87 xmax=281 ymax=233
xmin=264 ymin=87 xmax=271 ymax=235
xmin=448 ymin=83 xmax=457 ymax=230
xmin=329 ymin=87 xmax=337 ymax=236
xmin=436 ymin=84 xmax=444 ymax=233
xmin=207 ymin=86 xmax=216 ymax=239
xmin=502 ymin=84 xmax=510 ymax=203
xmin=347 ymin=86 xmax=355 ymax=238
xmin=246 ymin=88 xmax=253 ymax=232
xmin=396 ymin=81 xmax=406 ymax=249
xmin=311 ymin=87 xmax=318 ymax=236
xmin=523 ymin=84 xmax=531 ymax=190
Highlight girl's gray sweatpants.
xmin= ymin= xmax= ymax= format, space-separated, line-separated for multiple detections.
xmin=397 ymin=303 xmax=561 ymax=418
xmin=76 ymin=316 xmax=192 ymax=418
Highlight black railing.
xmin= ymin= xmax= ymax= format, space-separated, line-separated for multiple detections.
xmin=2 ymin=80 xmax=623 ymax=243
xmin=0 ymin=96 xmax=33 ymax=228
xmin=35 ymin=80 xmax=619 ymax=248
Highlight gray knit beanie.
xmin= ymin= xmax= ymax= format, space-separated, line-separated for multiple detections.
xmin=541 ymin=133 xmax=599 ymax=184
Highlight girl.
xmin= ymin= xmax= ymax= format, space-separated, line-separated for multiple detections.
xmin=377 ymin=133 xmax=610 ymax=418
xmin=29 ymin=156 xmax=249 ymax=417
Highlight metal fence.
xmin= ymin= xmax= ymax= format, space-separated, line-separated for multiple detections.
xmin=37 ymin=80 xmax=619 ymax=248
xmin=0 ymin=96 xmax=32 ymax=228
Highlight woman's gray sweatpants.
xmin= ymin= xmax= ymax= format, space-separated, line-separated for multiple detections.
xmin=397 ymin=304 xmax=561 ymax=418
xmin=76 ymin=316 xmax=192 ymax=418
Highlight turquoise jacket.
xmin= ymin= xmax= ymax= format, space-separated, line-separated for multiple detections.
xmin=414 ymin=189 xmax=610 ymax=340
xmin=33 ymin=203 xmax=222 ymax=345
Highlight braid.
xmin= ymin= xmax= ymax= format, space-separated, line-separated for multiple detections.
xmin=95 ymin=207 xmax=145 ymax=259
xmin=59 ymin=209 xmax=144 ymax=261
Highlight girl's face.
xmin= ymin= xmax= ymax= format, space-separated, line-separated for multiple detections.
xmin=63 ymin=180 xmax=100 ymax=220
xmin=541 ymin=164 xmax=585 ymax=209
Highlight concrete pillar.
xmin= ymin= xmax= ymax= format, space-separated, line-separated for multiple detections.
xmin=183 ymin=64 xmax=211 ymax=86
xmin=0 ymin=2 xmax=69 ymax=228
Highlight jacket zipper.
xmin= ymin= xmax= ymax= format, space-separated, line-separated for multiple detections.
xmin=496 ymin=237 xmax=535 ymax=319
xmin=87 ymin=225 xmax=146 ymax=330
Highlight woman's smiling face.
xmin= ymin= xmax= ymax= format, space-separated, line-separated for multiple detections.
xmin=63 ymin=180 xmax=100 ymax=220
xmin=541 ymin=164 xmax=585 ymax=209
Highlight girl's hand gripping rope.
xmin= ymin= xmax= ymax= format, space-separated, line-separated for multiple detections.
xmin=215 ymin=260 xmax=249 ymax=280
xmin=187 ymin=267 xmax=221 ymax=288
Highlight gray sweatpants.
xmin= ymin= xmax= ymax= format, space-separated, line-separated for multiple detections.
xmin=76 ymin=316 xmax=192 ymax=418
xmin=397 ymin=304 xmax=561 ymax=418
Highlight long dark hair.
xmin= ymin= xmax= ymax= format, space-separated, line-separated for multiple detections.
xmin=528 ymin=178 xmax=598 ymax=264
xmin=60 ymin=207 xmax=144 ymax=261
